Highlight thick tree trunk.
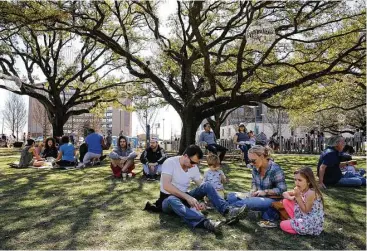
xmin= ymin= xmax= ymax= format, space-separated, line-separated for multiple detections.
xmin=178 ymin=111 xmax=203 ymax=154
xmin=51 ymin=111 xmax=67 ymax=137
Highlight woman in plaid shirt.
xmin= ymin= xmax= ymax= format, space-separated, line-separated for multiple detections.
xmin=227 ymin=145 xmax=287 ymax=213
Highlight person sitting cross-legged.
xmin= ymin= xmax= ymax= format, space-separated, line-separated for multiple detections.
xmin=55 ymin=135 xmax=77 ymax=167
xmin=158 ymin=144 xmax=248 ymax=233
xmin=140 ymin=137 xmax=167 ymax=181
xmin=318 ymin=135 xmax=365 ymax=188
xmin=109 ymin=135 xmax=137 ymax=180
xmin=199 ymin=123 xmax=228 ymax=164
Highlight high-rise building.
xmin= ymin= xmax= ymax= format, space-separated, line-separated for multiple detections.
xmin=27 ymin=87 xmax=132 ymax=138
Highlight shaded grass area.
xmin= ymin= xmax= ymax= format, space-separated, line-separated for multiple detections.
xmin=0 ymin=148 xmax=365 ymax=249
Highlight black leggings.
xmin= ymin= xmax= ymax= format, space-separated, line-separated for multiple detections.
xmin=56 ymin=160 xmax=76 ymax=167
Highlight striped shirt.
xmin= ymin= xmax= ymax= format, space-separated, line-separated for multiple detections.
xmin=251 ymin=160 xmax=287 ymax=195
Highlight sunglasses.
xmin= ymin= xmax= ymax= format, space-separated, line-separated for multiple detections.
xmin=249 ymin=159 xmax=257 ymax=164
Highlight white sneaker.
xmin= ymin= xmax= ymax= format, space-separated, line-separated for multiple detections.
xmin=122 ymin=173 xmax=127 ymax=180
xmin=246 ymin=164 xmax=252 ymax=169
xmin=77 ymin=163 xmax=84 ymax=169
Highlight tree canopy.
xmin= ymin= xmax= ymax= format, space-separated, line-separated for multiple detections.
xmin=0 ymin=1 xmax=365 ymax=150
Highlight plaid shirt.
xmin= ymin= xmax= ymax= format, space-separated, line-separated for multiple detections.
xmin=251 ymin=161 xmax=287 ymax=195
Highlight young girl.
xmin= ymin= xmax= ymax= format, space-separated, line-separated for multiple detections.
xmin=280 ymin=167 xmax=324 ymax=235
xmin=203 ymin=154 xmax=228 ymax=198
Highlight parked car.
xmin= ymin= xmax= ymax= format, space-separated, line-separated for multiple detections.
xmin=35 ymin=136 xmax=44 ymax=142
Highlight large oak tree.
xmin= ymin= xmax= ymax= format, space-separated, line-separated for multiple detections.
xmin=1 ymin=1 xmax=365 ymax=152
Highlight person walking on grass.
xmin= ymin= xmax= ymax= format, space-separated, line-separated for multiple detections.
xmin=280 ymin=167 xmax=324 ymax=235
xmin=158 ymin=144 xmax=248 ymax=233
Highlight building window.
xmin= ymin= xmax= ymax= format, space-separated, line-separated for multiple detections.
xmin=222 ymin=129 xmax=224 ymax=137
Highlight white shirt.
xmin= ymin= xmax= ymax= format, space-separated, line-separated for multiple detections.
xmin=160 ymin=156 xmax=201 ymax=194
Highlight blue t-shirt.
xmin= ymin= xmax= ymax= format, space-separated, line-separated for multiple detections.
xmin=59 ymin=143 xmax=75 ymax=161
xmin=317 ymin=147 xmax=342 ymax=185
xmin=236 ymin=132 xmax=250 ymax=142
xmin=85 ymin=133 xmax=103 ymax=154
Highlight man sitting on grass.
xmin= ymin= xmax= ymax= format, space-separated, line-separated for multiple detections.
xmin=109 ymin=135 xmax=137 ymax=180
xmin=318 ymin=135 xmax=365 ymax=188
xmin=158 ymin=144 xmax=247 ymax=233
xmin=140 ymin=137 xmax=167 ymax=181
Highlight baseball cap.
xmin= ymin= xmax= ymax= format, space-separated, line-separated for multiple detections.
xmin=239 ymin=123 xmax=245 ymax=127
xmin=150 ymin=137 xmax=158 ymax=143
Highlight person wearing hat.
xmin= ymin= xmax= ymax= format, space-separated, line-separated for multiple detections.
xmin=233 ymin=123 xmax=251 ymax=168
xmin=140 ymin=137 xmax=167 ymax=181
xmin=199 ymin=123 xmax=228 ymax=163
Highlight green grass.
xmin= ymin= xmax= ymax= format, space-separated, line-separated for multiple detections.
xmin=0 ymin=148 xmax=365 ymax=249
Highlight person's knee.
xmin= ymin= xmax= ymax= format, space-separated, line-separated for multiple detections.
xmin=201 ymin=181 xmax=215 ymax=191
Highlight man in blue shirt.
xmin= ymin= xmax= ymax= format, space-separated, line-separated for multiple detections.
xmin=78 ymin=128 xmax=106 ymax=168
xmin=199 ymin=123 xmax=228 ymax=163
xmin=318 ymin=135 xmax=363 ymax=188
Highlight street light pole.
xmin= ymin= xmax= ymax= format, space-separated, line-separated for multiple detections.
xmin=163 ymin=118 xmax=165 ymax=140
xmin=119 ymin=109 xmax=122 ymax=134
xmin=248 ymin=105 xmax=258 ymax=134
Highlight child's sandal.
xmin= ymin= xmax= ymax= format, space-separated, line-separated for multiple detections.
xmin=257 ymin=220 xmax=277 ymax=228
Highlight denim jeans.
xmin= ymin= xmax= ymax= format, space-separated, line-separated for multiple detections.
xmin=161 ymin=182 xmax=229 ymax=228
xmin=338 ymin=171 xmax=365 ymax=186
xmin=227 ymin=192 xmax=277 ymax=211
xmin=238 ymin=145 xmax=249 ymax=164
xmin=143 ymin=164 xmax=162 ymax=175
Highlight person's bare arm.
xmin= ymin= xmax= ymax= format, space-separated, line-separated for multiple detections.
xmin=294 ymin=188 xmax=316 ymax=213
xmin=233 ymin=135 xmax=239 ymax=145
xmin=318 ymin=164 xmax=327 ymax=189
xmin=283 ymin=190 xmax=295 ymax=200
xmin=56 ymin=151 xmax=62 ymax=161
xmin=162 ymin=174 xmax=200 ymax=209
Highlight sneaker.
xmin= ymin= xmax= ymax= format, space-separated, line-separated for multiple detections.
xmin=122 ymin=173 xmax=127 ymax=181
xmin=225 ymin=205 xmax=248 ymax=224
xmin=99 ymin=155 xmax=107 ymax=162
xmin=246 ymin=164 xmax=252 ymax=169
xmin=203 ymin=219 xmax=223 ymax=233
xmin=257 ymin=220 xmax=277 ymax=228
xmin=76 ymin=163 xmax=84 ymax=169
xmin=147 ymin=175 xmax=155 ymax=181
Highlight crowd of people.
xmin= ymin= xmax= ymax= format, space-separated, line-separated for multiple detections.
xmin=8 ymin=124 xmax=366 ymax=235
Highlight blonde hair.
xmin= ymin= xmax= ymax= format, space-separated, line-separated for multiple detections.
xmin=248 ymin=145 xmax=272 ymax=159
xmin=207 ymin=153 xmax=220 ymax=166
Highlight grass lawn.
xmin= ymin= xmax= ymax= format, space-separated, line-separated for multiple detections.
xmin=0 ymin=148 xmax=365 ymax=250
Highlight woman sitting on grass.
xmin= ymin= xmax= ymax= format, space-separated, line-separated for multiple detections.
xmin=41 ymin=137 xmax=58 ymax=159
xmin=280 ymin=167 xmax=324 ymax=235
xmin=18 ymin=139 xmax=44 ymax=168
xmin=55 ymin=135 xmax=76 ymax=167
